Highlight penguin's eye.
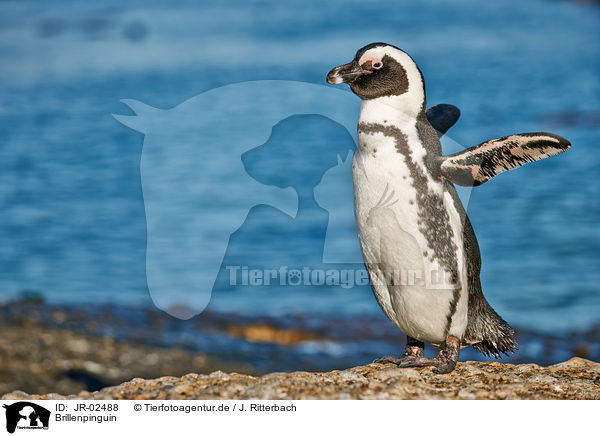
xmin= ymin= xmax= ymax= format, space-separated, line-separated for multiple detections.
xmin=359 ymin=57 xmax=383 ymax=71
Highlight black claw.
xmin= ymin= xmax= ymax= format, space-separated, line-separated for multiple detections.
xmin=374 ymin=356 xmax=427 ymax=367
xmin=396 ymin=358 xmax=420 ymax=368
xmin=374 ymin=356 xmax=404 ymax=365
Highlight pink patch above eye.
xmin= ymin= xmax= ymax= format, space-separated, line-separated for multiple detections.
xmin=359 ymin=56 xmax=383 ymax=69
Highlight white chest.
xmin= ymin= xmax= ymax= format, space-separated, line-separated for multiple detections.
xmin=352 ymin=120 xmax=469 ymax=345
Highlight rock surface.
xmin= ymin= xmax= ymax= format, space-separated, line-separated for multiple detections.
xmin=4 ymin=358 xmax=599 ymax=400
xmin=0 ymin=322 xmax=252 ymax=396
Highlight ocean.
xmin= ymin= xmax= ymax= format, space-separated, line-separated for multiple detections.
xmin=0 ymin=0 xmax=598 ymax=360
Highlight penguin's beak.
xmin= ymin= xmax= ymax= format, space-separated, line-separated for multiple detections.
xmin=326 ymin=61 xmax=366 ymax=84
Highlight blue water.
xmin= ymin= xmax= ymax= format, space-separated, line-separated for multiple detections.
xmin=0 ymin=0 xmax=598 ymax=335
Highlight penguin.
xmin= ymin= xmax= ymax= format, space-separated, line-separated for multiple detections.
xmin=326 ymin=42 xmax=571 ymax=373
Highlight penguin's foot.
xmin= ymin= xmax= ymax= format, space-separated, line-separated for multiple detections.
xmin=374 ymin=336 xmax=424 ymax=365
xmin=374 ymin=355 xmax=415 ymax=365
xmin=377 ymin=336 xmax=460 ymax=374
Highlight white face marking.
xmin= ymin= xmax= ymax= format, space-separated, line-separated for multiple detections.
xmin=358 ymin=46 xmax=426 ymax=117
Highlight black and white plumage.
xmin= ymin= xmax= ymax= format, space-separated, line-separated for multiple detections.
xmin=326 ymin=42 xmax=571 ymax=373
xmin=439 ymin=132 xmax=571 ymax=187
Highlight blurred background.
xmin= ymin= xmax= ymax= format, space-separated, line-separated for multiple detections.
xmin=0 ymin=0 xmax=598 ymax=395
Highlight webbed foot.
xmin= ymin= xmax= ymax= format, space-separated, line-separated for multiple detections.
xmin=375 ymin=336 xmax=460 ymax=374
xmin=374 ymin=336 xmax=424 ymax=364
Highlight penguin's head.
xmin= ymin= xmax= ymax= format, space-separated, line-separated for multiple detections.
xmin=326 ymin=43 xmax=425 ymax=106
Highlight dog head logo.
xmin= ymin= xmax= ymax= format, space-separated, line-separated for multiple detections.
xmin=113 ymin=80 xmax=359 ymax=319
xmin=3 ymin=402 xmax=50 ymax=433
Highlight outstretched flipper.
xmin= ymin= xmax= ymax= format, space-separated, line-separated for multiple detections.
xmin=439 ymin=132 xmax=571 ymax=187
xmin=426 ymin=104 xmax=461 ymax=137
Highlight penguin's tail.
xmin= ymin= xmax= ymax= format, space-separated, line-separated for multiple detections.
xmin=465 ymin=297 xmax=518 ymax=358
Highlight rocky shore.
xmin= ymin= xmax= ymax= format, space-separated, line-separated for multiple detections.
xmin=0 ymin=321 xmax=253 ymax=397
xmin=4 ymin=358 xmax=599 ymax=400
xmin=1 ymin=298 xmax=599 ymax=400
